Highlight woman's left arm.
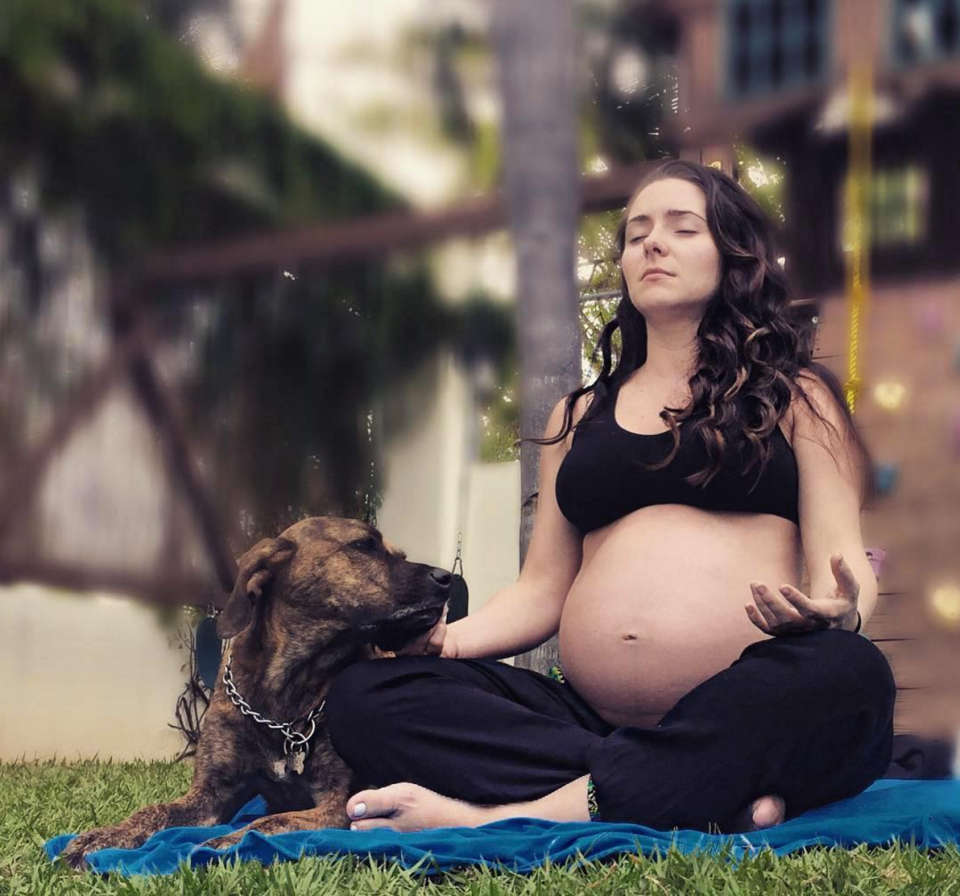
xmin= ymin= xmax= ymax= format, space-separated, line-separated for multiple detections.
xmin=746 ymin=372 xmax=877 ymax=635
xmin=793 ymin=372 xmax=878 ymax=627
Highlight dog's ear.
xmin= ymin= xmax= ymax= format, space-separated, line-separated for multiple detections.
xmin=217 ymin=537 xmax=297 ymax=639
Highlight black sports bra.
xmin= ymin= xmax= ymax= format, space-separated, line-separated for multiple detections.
xmin=555 ymin=385 xmax=800 ymax=533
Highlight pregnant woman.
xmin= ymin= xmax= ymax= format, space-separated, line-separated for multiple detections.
xmin=325 ymin=159 xmax=896 ymax=834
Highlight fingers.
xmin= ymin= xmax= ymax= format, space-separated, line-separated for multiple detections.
xmin=831 ymin=554 xmax=861 ymax=600
xmin=393 ymin=606 xmax=448 ymax=657
xmin=425 ymin=606 xmax=449 ymax=655
xmin=744 ymin=602 xmax=774 ymax=635
xmin=750 ymin=581 xmax=806 ymax=628
xmin=775 ymin=583 xmax=821 ymax=617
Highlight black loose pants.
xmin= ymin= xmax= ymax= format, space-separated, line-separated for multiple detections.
xmin=325 ymin=629 xmax=896 ymax=832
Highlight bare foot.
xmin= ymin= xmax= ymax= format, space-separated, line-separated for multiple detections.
xmin=346 ymin=783 xmax=492 ymax=832
xmin=729 ymin=793 xmax=786 ymax=833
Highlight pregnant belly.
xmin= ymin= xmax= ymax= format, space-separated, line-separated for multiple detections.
xmin=558 ymin=505 xmax=801 ymax=728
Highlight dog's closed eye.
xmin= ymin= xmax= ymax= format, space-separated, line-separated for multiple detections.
xmin=350 ymin=537 xmax=380 ymax=553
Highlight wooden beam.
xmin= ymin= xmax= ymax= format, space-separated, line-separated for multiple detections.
xmin=127 ymin=344 xmax=238 ymax=595
xmin=0 ymin=558 xmax=216 ymax=607
xmin=0 ymin=315 xmax=147 ymax=548
xmin=140 ymin=162 xmax=663 ymax=287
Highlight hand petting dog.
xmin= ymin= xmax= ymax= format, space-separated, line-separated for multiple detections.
xmin=390 ymin=604 xmax=451 ymax=657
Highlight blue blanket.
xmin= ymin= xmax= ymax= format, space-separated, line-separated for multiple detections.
xmin=46 ymin=779 xmax=960 ymax=876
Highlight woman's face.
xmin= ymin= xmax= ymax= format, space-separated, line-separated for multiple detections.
xmin=620 ymin=177 xmax=722 ymax=318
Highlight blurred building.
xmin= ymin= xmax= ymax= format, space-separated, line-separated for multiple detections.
xmin=657 ymin=0 xmax=960 ymax=736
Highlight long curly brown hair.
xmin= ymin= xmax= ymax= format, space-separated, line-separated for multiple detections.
xmin=534 ymin=159 xmax=874 ymax=504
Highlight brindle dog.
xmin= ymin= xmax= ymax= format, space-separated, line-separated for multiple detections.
xmin=60 ymin=516 xmax=450 ymax=869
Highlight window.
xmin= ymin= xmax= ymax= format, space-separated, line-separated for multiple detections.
xmin=726 ymin=0 xmax=830 ymax=99
xmin=893 ymin=0 xmax=960 ymax=65
xmin=838 ymin=166 xmax=929 ymax=254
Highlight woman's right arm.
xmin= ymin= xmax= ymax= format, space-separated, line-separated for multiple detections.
xmin=444 ymin=395 xmax=588 ymax=660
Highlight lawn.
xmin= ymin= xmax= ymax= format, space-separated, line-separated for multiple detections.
xmin=2 ymin=759 xmax=958 ymax=895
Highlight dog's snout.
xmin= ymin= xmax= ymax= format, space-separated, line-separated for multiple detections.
xmin=429 ymin=568 xmax=453 ymax=589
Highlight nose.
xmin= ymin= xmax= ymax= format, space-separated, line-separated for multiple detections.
xmin=429 ymin=568 xmax=452 ymax=589
xmin=644 ymin=233 xmax=666 ymax=256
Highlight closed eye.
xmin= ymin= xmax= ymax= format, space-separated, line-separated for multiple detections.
xmin=629 ymin=231 xmax=697 ymax=243
xmin=350 ymin=537 xmax=380 ymax=553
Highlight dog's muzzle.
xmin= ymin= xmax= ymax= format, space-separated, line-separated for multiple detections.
xmin=356 ymin=601 xmax=447 ymax=652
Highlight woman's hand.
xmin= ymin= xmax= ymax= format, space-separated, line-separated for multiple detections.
xmin=390 ymin=605 xmax=459 ymax=658
xmin=745 ymin=553 xmax=860 ymax=637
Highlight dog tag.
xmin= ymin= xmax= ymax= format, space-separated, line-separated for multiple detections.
xmin=285 ymin=750 xmax=306 ymax=776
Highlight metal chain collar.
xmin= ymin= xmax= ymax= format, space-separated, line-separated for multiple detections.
xmin=222 ymin=652 xmax=325 ymax=758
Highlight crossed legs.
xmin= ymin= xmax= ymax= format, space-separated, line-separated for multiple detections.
xmin=326 ymin=630 xmax=895 ymax=832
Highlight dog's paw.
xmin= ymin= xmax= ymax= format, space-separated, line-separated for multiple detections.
xmin=200 ymin=830 xmax=245 ymax=852
xmin=58 ymin=830 xmax=113 ymax=871
xmin=58 ymin=843 xmax=89 ymax=872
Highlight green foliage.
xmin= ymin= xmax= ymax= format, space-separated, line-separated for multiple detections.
xmin=577 ymin=1 xmax=681 ymax=166
xmin=3 ymin=760 xmax=959 ymax=895
xmin=577 ymin=209 xmax=623 ymax=384
xmin=0 ymin=0 xmax=519 ymax=537
xmin=479 ymin=380 xmax=519 ymax=464
xmin=152 ymin=269 xmax=516 ymax=541
xmin=578 ymin=209 xmax=622 ymax=295
xmin=735 ymin=142 xmax=787 ymax=225
xmin=0 ymin=0 xmax=405 ymax=261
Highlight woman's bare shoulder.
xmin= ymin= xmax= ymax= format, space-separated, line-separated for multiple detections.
xmin=572 ymin=390 xmax=596 ymax=423
xmin=543 ymin=390 xmax=597 ymax=452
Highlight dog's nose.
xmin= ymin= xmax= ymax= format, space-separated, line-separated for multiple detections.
xmin=429 ymin=568 xmax=453 ymax=588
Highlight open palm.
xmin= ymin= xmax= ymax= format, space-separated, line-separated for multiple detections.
xmin=745 ymin=553 xmax=860 ymax=636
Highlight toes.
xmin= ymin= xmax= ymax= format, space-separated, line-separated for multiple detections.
xmin=350 ymin=817 xmax=401 ymax=832
xmin=347 ymin=783 xmax=415 ymax=822
xmin=751 ymin=794 xmax=786 ymax=829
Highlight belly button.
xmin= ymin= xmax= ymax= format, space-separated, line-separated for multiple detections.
xmin=622 ymin=632 xmax=638 ymax=642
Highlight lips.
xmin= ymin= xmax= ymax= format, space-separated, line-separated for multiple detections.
xmin=642 ymin=268 xmax=674 ymax=280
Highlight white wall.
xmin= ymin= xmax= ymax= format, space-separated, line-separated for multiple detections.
xmin=0 ymin=585 xmax=187 ymax=760
xmin=376 ymin=352 xmax=521 ymax=617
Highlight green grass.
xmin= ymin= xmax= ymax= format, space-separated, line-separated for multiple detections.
xmin=2 ymin=759 xmax=958 ymax=895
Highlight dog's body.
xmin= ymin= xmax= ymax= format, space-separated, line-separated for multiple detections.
xmin=61 ymin=517 xmax=450 ymax=869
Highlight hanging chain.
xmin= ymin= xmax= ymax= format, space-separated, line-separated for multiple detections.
xmin=844 ymin=61 xmax=872 ymax=415
xmin=452 ymin=530 xmax=464 ymax=577
xmin=222 ymin=653 xmax=325 ymax=757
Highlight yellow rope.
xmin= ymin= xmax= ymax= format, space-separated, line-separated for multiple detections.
xmin=843 ymin=62 xmax=872 ymax=414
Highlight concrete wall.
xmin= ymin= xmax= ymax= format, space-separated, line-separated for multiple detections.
xmin=0 ymin=585 xmax=187 ymax=761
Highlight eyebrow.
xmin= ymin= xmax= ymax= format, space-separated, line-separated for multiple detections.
xmin=627 ymin=209 xmax=707 ymax=226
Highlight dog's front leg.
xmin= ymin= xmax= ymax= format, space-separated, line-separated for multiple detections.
xmin=59 ymin=784 xmax=246 ymax=871
xmin=201 ymin=785 xmax=351 ymax=851
xmin=58 ymin=788 xmax=224 ymax=871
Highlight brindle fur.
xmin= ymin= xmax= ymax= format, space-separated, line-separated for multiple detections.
xmin=60 ymin=517 xmax=449 ymax=869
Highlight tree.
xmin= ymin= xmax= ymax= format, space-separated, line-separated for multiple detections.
xmin=490 ymin=0 xmax=581 ymax=674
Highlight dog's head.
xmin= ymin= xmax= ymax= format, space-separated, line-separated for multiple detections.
xmin=216 ymin=517 xmax=450 ymax=652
